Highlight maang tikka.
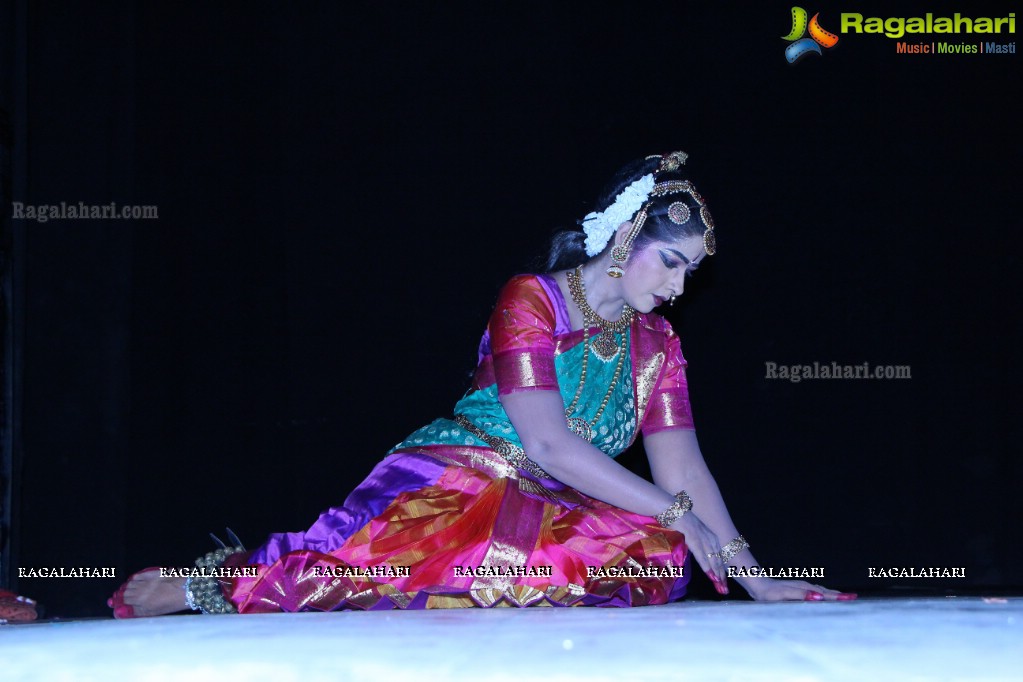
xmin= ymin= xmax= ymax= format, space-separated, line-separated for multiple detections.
xmin=649 ymin=179 xmax=717 ymax=258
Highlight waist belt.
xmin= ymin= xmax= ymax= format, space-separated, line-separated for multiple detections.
xmin=454 ymin=415 xmax=552 ymax=480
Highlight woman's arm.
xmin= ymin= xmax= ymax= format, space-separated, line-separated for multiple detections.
xmin=644 ymin=429 xmax=854 ymax=601
xmin=644 ymin=429 xmax=751 ymax=589
xmin=491 ymin=277 xmax=850 ymax=600
xmin=500 ymin=389 xmax=730 ymax=587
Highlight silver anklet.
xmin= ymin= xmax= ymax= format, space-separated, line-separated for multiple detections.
xmin=183 ymin=546 xmax=244 ymax=614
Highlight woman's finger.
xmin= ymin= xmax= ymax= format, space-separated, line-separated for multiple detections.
xmin=785 ymin=582 xmax=857 ymax=602
xmin=685 ymin=538 xmax=726 ymax=594
xmin=673 ymin=515 xmax=727 ymax=592
xmin=708 ymin=551 xmax=728 ymax=589
xmin=806 ymin=582 xmax=857 ymax=601
xmin=695 ymin=541 xmax=728 ymax=592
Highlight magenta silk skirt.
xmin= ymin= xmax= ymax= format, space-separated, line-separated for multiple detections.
xmin=224 ymin=445 xmax=690 ymax=611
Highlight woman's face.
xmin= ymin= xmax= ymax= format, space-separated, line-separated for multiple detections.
xmin=621 ymin=235 xmax=706 ymax=313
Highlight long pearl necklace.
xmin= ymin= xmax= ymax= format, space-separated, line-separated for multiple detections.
xmin=563 ymin=265 xmax=632 ymax=442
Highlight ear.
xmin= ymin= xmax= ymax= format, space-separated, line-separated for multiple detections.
xmin=612 ymin=221 xmax=633 ymax=247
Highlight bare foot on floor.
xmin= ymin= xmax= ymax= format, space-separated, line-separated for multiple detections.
xmin=110 ymin=569 xmax=188 ymax=618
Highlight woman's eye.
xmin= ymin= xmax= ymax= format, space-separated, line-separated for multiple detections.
xmin=659 ymin=253 xmax=680 ymax=269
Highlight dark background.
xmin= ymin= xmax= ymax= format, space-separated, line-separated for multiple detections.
xmin=1 ymin=1 xmax=1020 ymax=617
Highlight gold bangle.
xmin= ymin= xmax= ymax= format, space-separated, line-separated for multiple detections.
xmin=655 ymin=491 xmax=693 ymax=527
xmin=716 ymin=535 xmax=750 ymax=562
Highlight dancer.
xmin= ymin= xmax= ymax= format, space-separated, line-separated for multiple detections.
xmin=111 ymin=151 xmax=855 ymax=617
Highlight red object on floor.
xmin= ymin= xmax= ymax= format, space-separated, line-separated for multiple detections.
xmin=0 ymin=589 xmax=38 ymax=622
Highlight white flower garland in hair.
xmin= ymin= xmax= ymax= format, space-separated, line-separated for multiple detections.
xmin=581 ymin=174 xmax=655 ymax=256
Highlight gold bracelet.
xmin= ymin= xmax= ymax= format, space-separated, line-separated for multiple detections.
xmin=716 ymin=535 xmax=750 ymax=562
xmin=655 ymin=491 xmax=693 ymax=527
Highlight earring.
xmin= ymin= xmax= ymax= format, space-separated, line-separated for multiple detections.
xmin=606 ymin=244 xmax=629 ymax=278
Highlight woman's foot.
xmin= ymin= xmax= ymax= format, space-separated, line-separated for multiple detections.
xmin=108 ymin=568 xmax=189 ymax=618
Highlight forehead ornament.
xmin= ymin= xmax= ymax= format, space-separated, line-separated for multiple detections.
xmin=667 ymin=202 xmax=691 ymax=225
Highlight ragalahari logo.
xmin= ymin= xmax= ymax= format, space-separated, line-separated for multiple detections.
xmin=782 ymin=7 xmax=839 ymax=63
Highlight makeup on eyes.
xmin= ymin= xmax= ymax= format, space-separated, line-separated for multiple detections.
xmin=659 ymin=252 xmax=683 ymax=269
xmin=660 ymin=248 xmax=701 ymax=272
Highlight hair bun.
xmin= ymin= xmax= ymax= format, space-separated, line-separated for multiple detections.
xmin=645 ymin=151 xmax=688 ymax=174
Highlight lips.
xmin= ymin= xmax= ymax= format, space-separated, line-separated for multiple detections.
xmin=653 ymin=295 xmax=665 ymax=306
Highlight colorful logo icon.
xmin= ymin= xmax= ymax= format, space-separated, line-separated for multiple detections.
xmin=782 ymin=7 xmax=839 ymax=63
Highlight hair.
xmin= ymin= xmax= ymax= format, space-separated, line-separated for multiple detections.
xmin=544 ymin=155 xmax=711 ymax=272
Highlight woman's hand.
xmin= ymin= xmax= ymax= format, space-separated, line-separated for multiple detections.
xmin=672 ymin=513 xmax=729 ymax=595
xmin=739 ymin=576 xmax=857 ymax=602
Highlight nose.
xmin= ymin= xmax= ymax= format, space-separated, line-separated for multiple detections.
xmin=672 ymin=271 xmax=686 ymax=296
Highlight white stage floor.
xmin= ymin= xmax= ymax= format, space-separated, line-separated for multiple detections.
xmin=2 ymin=597 xmax=1021 ymax=681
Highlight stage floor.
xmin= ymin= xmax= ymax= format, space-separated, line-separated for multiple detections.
xmin=2 ymin=596 xmax=1020 ymax=681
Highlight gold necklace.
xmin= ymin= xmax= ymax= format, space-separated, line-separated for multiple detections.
xmin=566 ymin=266 xmax=634 ymax=361
xmin=563 ymin=265 xmax=631 ymax=442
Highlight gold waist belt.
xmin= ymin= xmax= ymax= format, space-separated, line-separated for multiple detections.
xmin=453 ymin=415 xmax=552 ymax=480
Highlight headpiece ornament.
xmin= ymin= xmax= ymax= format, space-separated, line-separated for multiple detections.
xmin=581 ymin=175 xmax=654 ymax=257
xmin=580 ymin=151 xmax=716 ymax=274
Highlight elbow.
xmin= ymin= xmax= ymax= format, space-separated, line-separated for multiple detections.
xmin=520 ymin=435 xmax=571 ymax=471
xmin=521 ymin=438 xmax=556 ymax=468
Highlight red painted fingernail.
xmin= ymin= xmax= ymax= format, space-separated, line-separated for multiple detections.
xmin=705 ymin=571 xmax=728 ymax=594
xmin=804 ymin=591 xmax=824 ymax=601
xmin=837 ymin=593 xmax=858 ymax=601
